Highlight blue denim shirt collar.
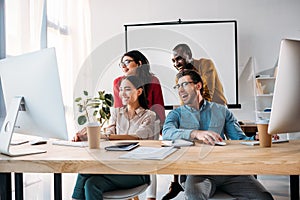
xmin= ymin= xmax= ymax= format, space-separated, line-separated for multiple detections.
xmin=184 ymin=99 xmax=207 ymax=112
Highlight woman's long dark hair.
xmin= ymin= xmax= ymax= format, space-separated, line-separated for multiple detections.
xmin=121 ymin=50 xmax=153 ymax=100
xmin=121 ymin=75 xmax=148 ymax=109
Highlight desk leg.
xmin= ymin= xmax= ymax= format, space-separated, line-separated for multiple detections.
xmin=0 ymin=173 xmax=12 ymax=200
xmin=15 ymin=173 xmax=23 ymax=200
xmin=54 ymin=173 xmax=62 ymax=200
xmin=290 ymin=175 xmax=299 ymax=200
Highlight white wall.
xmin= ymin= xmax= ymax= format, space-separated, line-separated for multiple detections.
xmin=82 ymin=0 xmax=300 ymax=121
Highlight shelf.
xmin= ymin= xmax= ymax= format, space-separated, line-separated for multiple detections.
xmin=255 ymin=78 xmax=276 ymax=95
xmin=256 ymin=77 xmax=276 ymax=80
xmin=256 ymin=111 xmax=271 ymax=114
xmin=256 ymin=94 xmax=273 ymax=97
xmin=254 ymin=71 xmax=276 ymax=122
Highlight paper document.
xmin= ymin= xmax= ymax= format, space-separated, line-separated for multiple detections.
xmin=119 ymin=146 xmax=177 ymax=160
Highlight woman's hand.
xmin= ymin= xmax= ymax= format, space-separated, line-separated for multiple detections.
xmin=72 ymin=127 xmax=87 ymax=142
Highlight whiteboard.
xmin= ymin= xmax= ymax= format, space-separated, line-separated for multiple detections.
xmin=125 ymin=20 xmax=239 ymax=108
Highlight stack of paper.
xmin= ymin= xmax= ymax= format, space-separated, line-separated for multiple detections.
xmin=119 ymin=146 xmax=177 ymax=160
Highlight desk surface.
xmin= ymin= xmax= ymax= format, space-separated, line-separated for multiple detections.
xmin=0 ymin=140 xmax=299 ymax=175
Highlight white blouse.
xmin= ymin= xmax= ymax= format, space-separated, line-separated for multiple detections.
xmin=105 ymin=107 xmax=157 ymax=140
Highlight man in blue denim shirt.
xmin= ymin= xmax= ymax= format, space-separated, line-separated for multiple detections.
xmin=162 ymin=70 xmax=273 ymax=200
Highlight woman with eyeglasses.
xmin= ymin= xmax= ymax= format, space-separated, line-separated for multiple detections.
xmin=72 ymin=75 xmax=155 ymax=200
xmin=113 ymin=50 xmax=164 ymax=200
xmin=114 ymin=50 xmax=165 ymax=129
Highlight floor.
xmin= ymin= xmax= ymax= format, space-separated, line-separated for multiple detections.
xmin=17 ymin=173 xmax=297 ymax=200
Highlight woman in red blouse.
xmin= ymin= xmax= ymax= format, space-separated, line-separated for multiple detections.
xmin=113 ymin=50 xmax=165 ymax=128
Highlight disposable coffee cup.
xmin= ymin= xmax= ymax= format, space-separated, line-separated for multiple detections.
xmin=256 ymin=119 xmax=271 ymax=147
xmin=87 ymin=122 xmax=101 ymax=149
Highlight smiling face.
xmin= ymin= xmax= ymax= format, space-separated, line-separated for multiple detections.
xmin=119 ymin=79 xmax=142 ymax=108
xmin=172 ymin=54 xmax=188 ymax=71
xmin=119 ymin=56 xmax=139 ymax=76
xmin=171 ymin=50 xmax=193 ymax=72
xmin=176 ymin=75 xmax=202 ymax=107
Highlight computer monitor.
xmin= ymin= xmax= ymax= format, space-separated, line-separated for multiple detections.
xmin=268 ymin=39 xmax=300 ymax=135
xmin=0 ymin=48 xmax=68 ymax=156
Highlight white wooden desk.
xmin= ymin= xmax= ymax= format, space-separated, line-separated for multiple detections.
xmin=0 ymin=140 xmax=299 ymax=199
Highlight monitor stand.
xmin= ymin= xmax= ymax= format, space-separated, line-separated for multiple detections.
xmin=0 ymin=96 xmax=46 ymax=157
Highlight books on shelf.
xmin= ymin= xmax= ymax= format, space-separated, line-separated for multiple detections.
xmin=256 ymin=79 xmax=265 ymax=95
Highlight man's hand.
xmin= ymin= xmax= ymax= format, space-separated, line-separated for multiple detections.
xmin=190 ymin=130 xmax=223 ymax=145
xmin=72 ymin=127 xmax=88 ymax=142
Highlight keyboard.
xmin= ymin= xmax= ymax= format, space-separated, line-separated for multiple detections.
xmin=240 ymin=139 xmax=289 ymax=146
xmin=52 ymin=140 xmax=88 ymax=147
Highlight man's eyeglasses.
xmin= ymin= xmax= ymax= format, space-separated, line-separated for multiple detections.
xmin=173 ymin=81 xmax=195 ymax=90
xmin=119 ymin=60 xmax=135 ymax=68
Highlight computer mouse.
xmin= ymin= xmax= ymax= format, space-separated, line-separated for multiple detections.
xmin=214 ymin=141 xmax=227 ymax=146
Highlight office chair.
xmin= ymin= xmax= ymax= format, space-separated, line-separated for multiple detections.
xmin=104 ymin=120 xmax=160 ymax=200
xmin=103 ymin=182 xmax=150 ymax=200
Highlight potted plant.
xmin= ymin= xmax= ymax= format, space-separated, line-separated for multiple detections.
xmin=74 ymin=90 xmax=114 ymax=127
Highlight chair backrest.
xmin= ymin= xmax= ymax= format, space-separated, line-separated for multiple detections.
xmin=103 ymin=183 xmax=150 ymax=200
xmin=153 ymin=119 xmax=160 ymax=140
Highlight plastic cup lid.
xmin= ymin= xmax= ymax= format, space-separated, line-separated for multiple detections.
xmin=256 ymin=119 xmax=269 ymax=124
xmin=87 ymin=122 xmax=101 ymax=127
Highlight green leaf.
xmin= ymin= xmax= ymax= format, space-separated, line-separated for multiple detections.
xmin=103 ymin=106 xmax=110 ymax=114
xmin=84 ymin=91 xmax=88 ymax=96
xmin=77 ymin=115 xmax=87 ymax=125
xmin=86 ymin=102 xmax=101 ymax=108
xmin=74 ymin=97 xmax=82 ymax=102
xmin=93 ymin=110 xmax=98 ymax=116
xmin=105 ymin=94 xmax=114 ymax=106
xmin=78 ymin=104 xmax=84 ymax=112
xmin=86 ymin=97 xmax=93 ymax=102
xmin=99 ymin=109 xmax=106 ymax=119
xmin=98 ymin=91 xmax=105 ymax=100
